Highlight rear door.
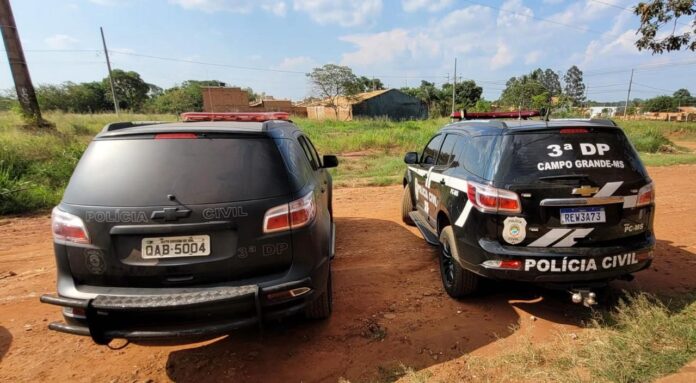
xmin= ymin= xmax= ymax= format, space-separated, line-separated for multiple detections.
xmin=411 ymin=134 xmax=444 ymax=225
xmin=297 ymin=135 xmax=330 ymax=214
xmin=59 ymin=133 xmax=295 ymax=288
xmin=427 ymin=134 xmax=463 ymax=225
xmin=494 ymin=127 xmax=652 ymax=248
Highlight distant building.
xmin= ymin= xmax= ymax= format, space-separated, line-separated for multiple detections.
xmin=201 ymin=87 xmax=249 ymax=112
xmin=589 ymin=106 xmax=618 ymax=118
xmin=306 ymin=89 xmax=428 ymax=121
xmin=201 ymin=86 xmax=307 ymax=116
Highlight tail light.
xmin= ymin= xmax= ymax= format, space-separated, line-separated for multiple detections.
xmin=263 ymin=192 xmax=316 ymax=233
xmin=51 ymin=207 xmax=90 ymax=244
xmin=636 ymin=182 xmax=655 ymax=207
xmin=466 ymin=181 xmax=521 ymax=213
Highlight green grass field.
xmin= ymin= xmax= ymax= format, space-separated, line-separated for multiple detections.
xmin=1 ymin=111 xmax=695 ymax=214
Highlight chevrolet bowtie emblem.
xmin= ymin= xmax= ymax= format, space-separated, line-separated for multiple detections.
xmin=571 ymin=185 xmax=599 ymax=197
xmin=151 ymin=207 xmax=191 ymax=221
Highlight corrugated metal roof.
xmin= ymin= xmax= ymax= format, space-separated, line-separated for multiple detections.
xmin=306 ymin=89 xmax=393 ymax=107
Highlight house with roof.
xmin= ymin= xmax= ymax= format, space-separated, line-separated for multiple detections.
xmin=305 ymin=89 xmax=428 ymax=121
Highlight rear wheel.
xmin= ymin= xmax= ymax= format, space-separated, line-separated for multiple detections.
xmin=305 ymin=265 xmax=333 ymax=319
xmin=439 ymin=226 xmax=479 ymax=298
xmin=401 ymin=186 xmax=415 ymax=226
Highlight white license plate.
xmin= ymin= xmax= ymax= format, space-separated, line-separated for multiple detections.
xmin=560 ymin=207 xmax=606 ymax=225
xmin=141 ymin=235 xmax=210 ymax=259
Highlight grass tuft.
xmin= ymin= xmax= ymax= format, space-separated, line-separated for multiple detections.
xmin=464 ymin=292 xmax=696 ymax=383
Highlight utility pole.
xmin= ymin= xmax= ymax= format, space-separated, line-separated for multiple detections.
xmin=623 ymin=68 xmax=634 ymax=118
xmin=451 ymin=58 xmax=457 ymax=115
xmin=100 ymin=26 xmax=119 ymax=114
xmin=0 ymin=0 xmax=47 ymax=126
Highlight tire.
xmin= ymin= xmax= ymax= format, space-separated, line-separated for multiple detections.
xmin=305 ymin=266 xmax=333 ymax=319
xmin=401 ymin=185 xmax=415 ymax=226
xmin=439 ymin=226 xmax=479 ymax=298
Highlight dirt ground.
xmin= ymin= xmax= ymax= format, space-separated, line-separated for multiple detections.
xmin=1 ymin=165 xmax=695 ymax=383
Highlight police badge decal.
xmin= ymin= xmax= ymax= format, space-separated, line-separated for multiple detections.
xmin=503 ymin=217 xmax=527 ymax=245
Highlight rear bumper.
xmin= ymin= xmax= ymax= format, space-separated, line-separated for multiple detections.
xmin=465 ymin=234 xmax=655 ymax=285
xmin=41 ymin=261 xmax=329 ymax=344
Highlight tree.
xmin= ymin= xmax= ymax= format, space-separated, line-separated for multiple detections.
xmin=673 ymin=88 xmax=694 ymax=106
xmin=443 ymin=80 xmax=483 ymax=111
xmin=66 ymin=82 xmax=108 ymax=113
xmin=635 ymin=0 xmax=696 ymax=53
xmin=103 ymin=69 xmax=150 ymax=111
xmin=352 ymin=76 xmax=385 ymax=93
xmin=531 ymin=68 xmax=562 ymax=96
xmin=643 ymin=95 xmax=678 ymax=112
xmin=563 ymin=66 xmax=586 ymax=106
xmin=499 ymin=75 xmax=548 ymax=109
xmin=307 ymin=64 xmax=359 ymax=116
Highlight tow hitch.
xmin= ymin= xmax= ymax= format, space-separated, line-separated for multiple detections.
xmin=570 ymin=289 xmax=597 ymax=307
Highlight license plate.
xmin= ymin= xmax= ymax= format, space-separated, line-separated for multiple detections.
xmin=560 ymin=207 xmax=606 ymax=225
xmin=141 ymin=235 xmax=210 ymax=259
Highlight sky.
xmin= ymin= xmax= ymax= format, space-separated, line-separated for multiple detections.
xmin=2 ymin=0 xmax=695 ymax=102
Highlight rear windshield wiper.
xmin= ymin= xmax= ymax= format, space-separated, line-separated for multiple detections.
xmin=538 ymin=174 xmax=590 ymax=181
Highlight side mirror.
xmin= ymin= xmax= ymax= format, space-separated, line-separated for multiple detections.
xmin=404 ymin=152 xmax=419 ymax=165
xmin=322 ymin=155 xmax=338 ymax=168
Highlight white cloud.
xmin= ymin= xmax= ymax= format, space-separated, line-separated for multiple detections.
xmin=490 ymin=42 xmax=514 ymax=70
xmin=169 ymin=0 xmax=286 ymax=15
xmin=497 ymin=0 xmax=534 ymax=28
xmin=44 ymin=34 xmax=79 ymax=49
xmin=402 ymin=0 xmax=453 ymax=13
xmin=274 ymin=56 xmax=316 ymax=71
xmin=340 ymin=29 xmax=439 ymax=67
xmin=524 ymin=50 xmax=542 ymax=64
xmin=293 ymin=0 xmax=382 ymax=27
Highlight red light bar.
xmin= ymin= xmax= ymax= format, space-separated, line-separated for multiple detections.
xmin=451 ymin=110 xmax=542 ymax=121
xmin=181 ymin=112 xmax=290 ymax=122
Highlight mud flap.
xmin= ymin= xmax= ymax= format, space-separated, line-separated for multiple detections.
xmin=85 ymin=300 xmax=112 ymax=345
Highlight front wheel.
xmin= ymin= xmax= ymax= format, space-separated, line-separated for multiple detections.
xmin=305 ymin=266 xmax=333 ymax=319
xmin=439 ymin=226 xmax=480 ymax=298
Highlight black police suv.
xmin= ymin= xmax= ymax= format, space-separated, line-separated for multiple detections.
xmin=41 ymin=112 xmax=338 ymax=344
xmin=402 ymin=118 xmax=655 ymax=304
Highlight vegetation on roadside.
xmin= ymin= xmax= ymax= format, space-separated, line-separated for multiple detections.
xmin=460 ymin=292 xmax=696 ymax=383
xmin=1 ymin=111 xmax=695 ymax=214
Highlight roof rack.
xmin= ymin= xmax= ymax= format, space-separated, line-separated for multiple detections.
xmin=181 ymin=112 xmax=290 ymax=122
xmin=450 ymin=109 xmax=542 ymax=121
xmin=103 ymin=121 xmax=168 ymax=132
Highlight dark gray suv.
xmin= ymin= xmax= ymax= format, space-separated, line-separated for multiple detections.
xmin=41 ymin=112 xmax=337 ymax=345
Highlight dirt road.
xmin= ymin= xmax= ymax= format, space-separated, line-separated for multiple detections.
xmin=1 ymin=165 xmax=695 ymax=383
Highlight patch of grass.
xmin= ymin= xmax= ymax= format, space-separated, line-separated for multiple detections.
xmin=640 ymin=152 xmax=696 ymax=166
xmin=464 ymin=292 xmax=696 ymax=383
xmin=0 ymin=111 xmax=175 ymax=215
xmin=2 ymin=111 xmax=696 ymax=214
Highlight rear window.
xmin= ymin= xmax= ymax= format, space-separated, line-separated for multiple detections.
xmin=494 ymin=129 xmax=648 ymax=184
xmin=63 ymin=136 xmax=290 ymax=206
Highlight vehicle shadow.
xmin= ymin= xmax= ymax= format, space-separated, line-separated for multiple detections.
xmin=0 ymin=326 xmax=12 ymax=362
xmin=164 ymin=217 xmax=590 ymax=383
